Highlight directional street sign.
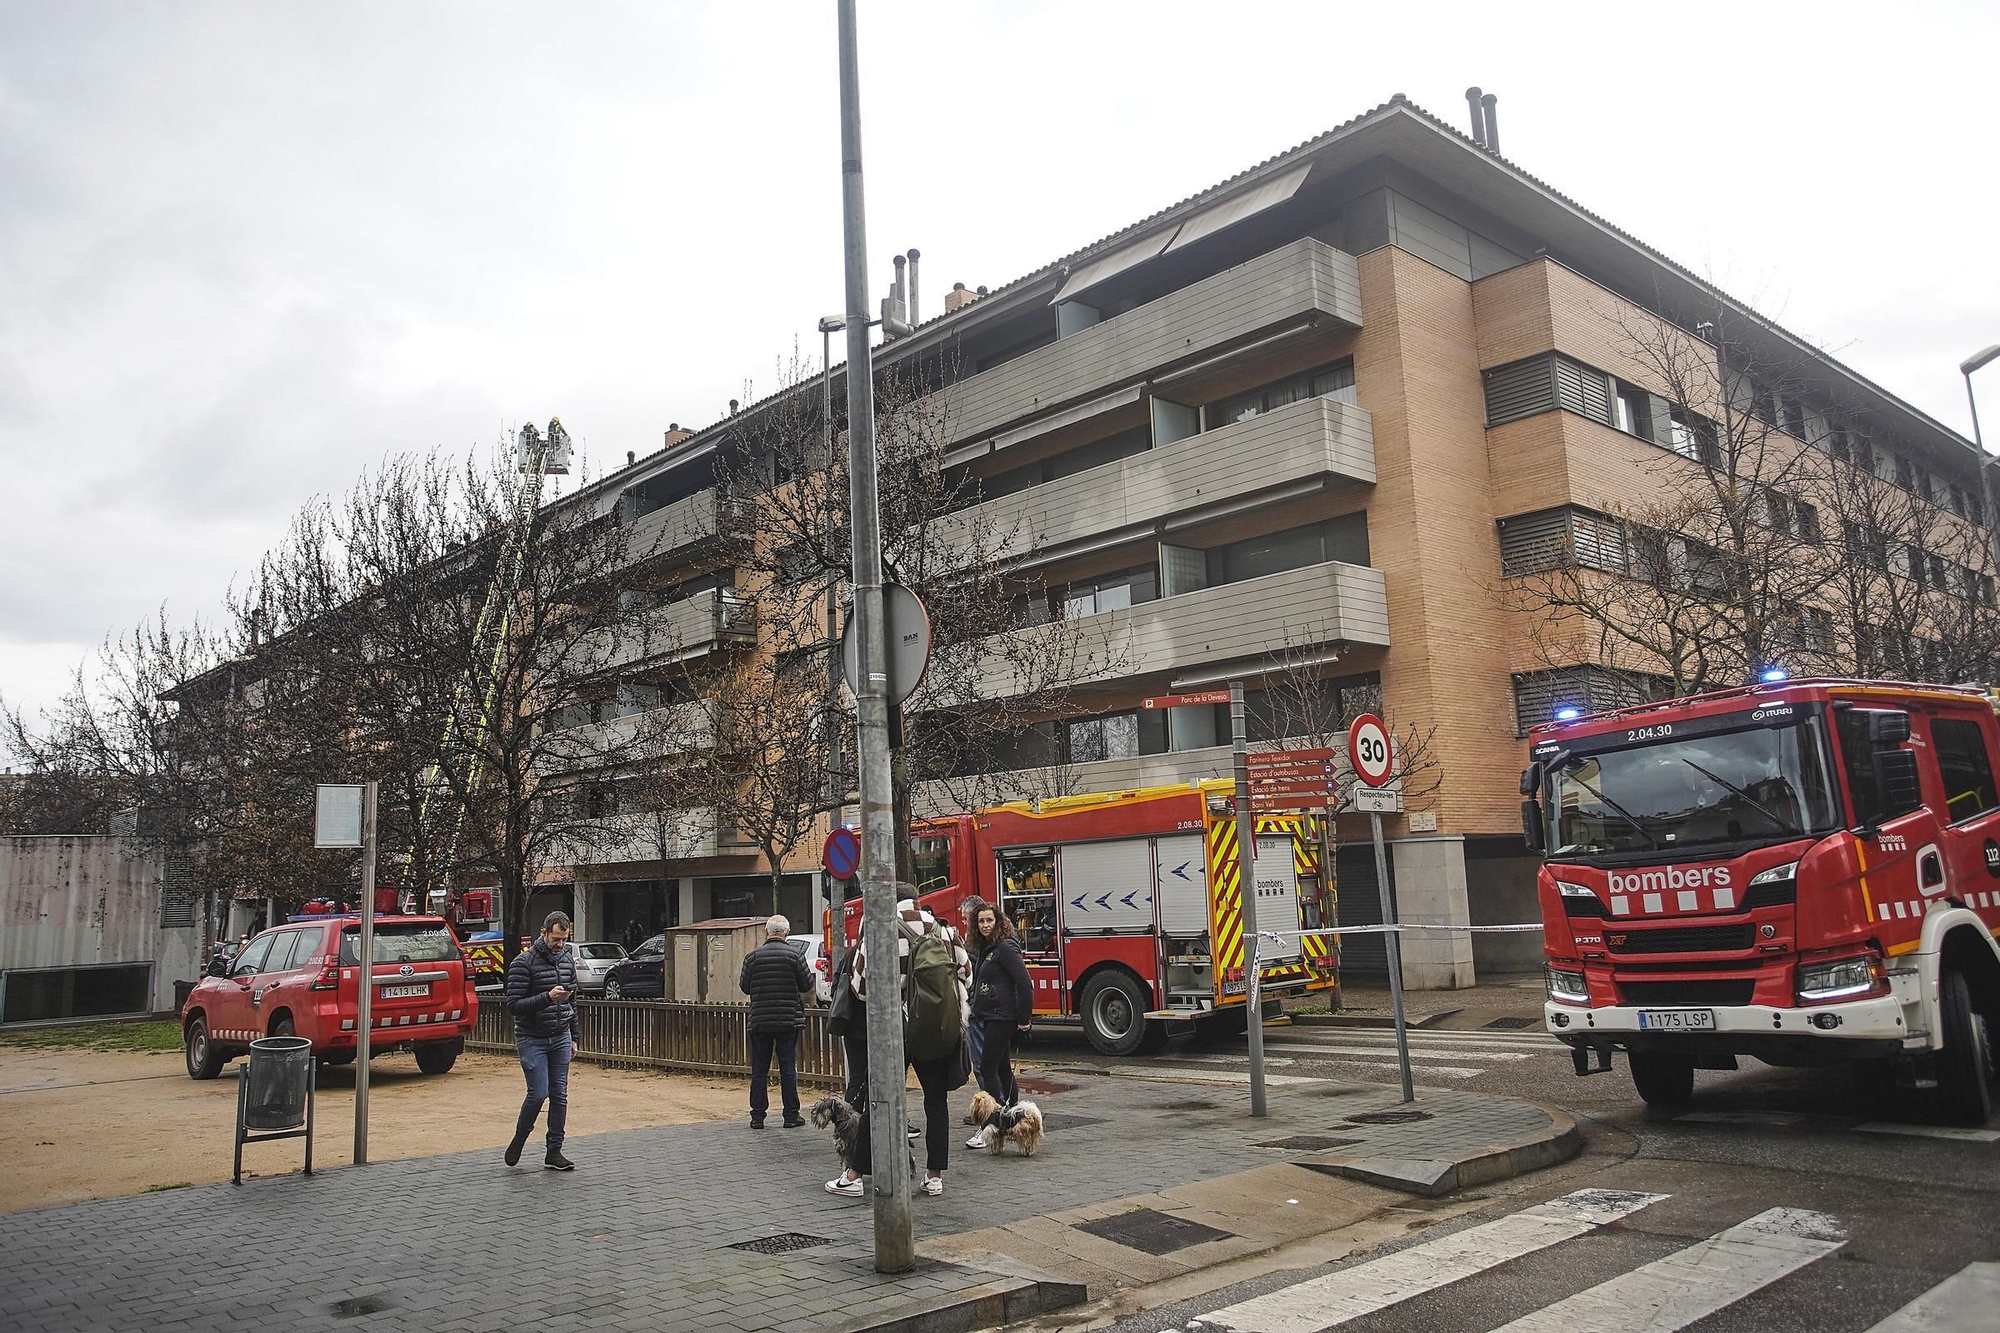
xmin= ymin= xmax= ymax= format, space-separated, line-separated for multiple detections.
xmin=1140 ymin=690 xmax=1232 ymax=710
xmin=1247 ymin=761 xmax=1337 ymax=782
xmin=1249 ymin=747 xmax=1337 ymax=766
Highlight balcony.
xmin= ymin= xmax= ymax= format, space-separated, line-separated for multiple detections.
xmin=972 ymin=560 xmax=1389 ymax=700
xmin=946 ymin=237 xmax=1363 ymax=450
xmin=619 ymin=489 xmax=751 ymax=571
xmin=945 ymin=396 xmax=1373 ymax=563
xmin=553 ymin=807 xmax=738 ymax=867
xmin=580 ymin=589 xmax=757 ymax=673
xmin=534 ymin=698 xmax=720 ymax=777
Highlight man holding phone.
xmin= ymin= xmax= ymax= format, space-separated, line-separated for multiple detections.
xmin=504 ymin=911 xmax=581 ymax=1170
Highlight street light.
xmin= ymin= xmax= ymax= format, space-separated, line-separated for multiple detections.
xmin=1964 ymin=345 xmax=2000 ymax=565
xmin=818 ymin=315 xmax=847 ymax=891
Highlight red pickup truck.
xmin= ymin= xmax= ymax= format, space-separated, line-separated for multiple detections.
xmin=181 ymin=915 xmax=479 ymax=1079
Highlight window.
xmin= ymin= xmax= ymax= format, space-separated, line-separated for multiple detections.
xmin=1930 ymin=553 xmax=1954 ymax=595
xmin=1795 ymin=500 xmax=1822 ymax=543
xmin=1845 ymin=521 xmax=1888 ymax=572
xmin=980 ymin=425 xmax=1152 ymax=498
xmin=1750 ymin=385 xmax=1778 ymax=427
xmin=909 ymin=835 xmax=952 ymax=893
xmin=1 ymin=964 xmax=153 ymax=1023
xmin=1905 ymin=544 xmax=1928 ymax=589
xmin=340 ymin=923 xmax=461 ymax=966
xmin=1204 ymin=514 xmax=1369 ymax=586
xmin=1206 ymin=359 xmax=1357 ymax=429
xmin=1497 ymin=507 xmax=1627 ymax=576
xmin=1668 ymin=408 xmax=1722 ymax=468
xmin=231 ymin=934 xmax=277 ymax=977
xmin=1931 ymin=718 xmax=2000 ymax=823
xmin=1825 ymin=424 xmax=1852 ymax=464
xmin=1511 ymin=667 xmax=1664 ymax=734
xmin=1055 ymin=565 xmax=1158 ymax=618
xmin=1895 ymin=456 xmax=1917 ymax=490
xmin=1764 ymin=490 xmax=1793 ymax=534
xmin=1782 ymin=399 xmax=1808 ymax=440
xmin=1614 ymin=384 xmax=1654 ymax=441
xmin=1836 ymin=709 xmax=1894 ymax=828
xmin=1855 ymin=438 xmax=1877 ymax=475
xmin=265 ymin=931 xmax=312 ymax=972
xmin=1067 ymin=711 xmax=1142 ymax=763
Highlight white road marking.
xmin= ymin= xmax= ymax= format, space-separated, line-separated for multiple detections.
xmin=1261 ymin=1041 xmax=1535 ymax=1063
xmin=1864 ymin=1262 xmax=2000 ymax=1331
xmin=1108 ymin=1065 xmax=1327 ymax=1087
xmin=1490 ymin=1207 xmax=1846 ymax=1333
xmin=1676 ymin=1111 xmax=1808 ymax=1127
xmin=1853 ymin=1122 xmax=2000 ymax=1143
xmin=1178 ymin=1054 xmax=1299 ymax=1067
xmin=1334 ymin=1059 xmax=1486 ymax=1079
xmin=1274 ymin=1028 xmax=1557 ymax=1049
xmin=1198 ymin=1188 xmax=1667 ymax=1333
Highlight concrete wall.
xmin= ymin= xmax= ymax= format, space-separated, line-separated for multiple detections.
xmin=0 ymin=835 xmax=196 ymax=1017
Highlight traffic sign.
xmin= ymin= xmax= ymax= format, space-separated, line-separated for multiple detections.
xmin=1351 ymin=786 xmax=1404 ymax=814
xmin=821 ymin=827 xmax=861 ymax=880
xmin=1140 ymin=690 xmax=1232 ymax=710
xmin=1347 ymin=713 xmax=1394 ymax=787
xmin=842 ymin=584 xmax=932 ymax=705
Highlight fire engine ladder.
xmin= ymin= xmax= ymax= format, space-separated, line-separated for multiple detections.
xmin=407 ymin=418 xmax=571 ymax=905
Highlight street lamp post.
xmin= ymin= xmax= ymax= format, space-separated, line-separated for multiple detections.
xmin=820 ymin=314 xmax=847 ymax=883
xmin=1964 ymin=345 xmax=2000 ymax=567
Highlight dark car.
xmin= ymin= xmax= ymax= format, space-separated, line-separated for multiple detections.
xmin=602 ymin=933 xmax=666 ymax=999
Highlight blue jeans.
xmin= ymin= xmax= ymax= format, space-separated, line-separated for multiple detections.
xmin=749 ymin=1029 xmax=800 ymax=1123
xmin=514 ymin=1032 xmax=573 ymax=1150
xmin=966 ymin=1017 xmax=986 ymax=1091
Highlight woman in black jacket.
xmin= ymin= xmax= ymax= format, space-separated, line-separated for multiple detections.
xmin=966 ymin=905 xmax=1032 ymax=1119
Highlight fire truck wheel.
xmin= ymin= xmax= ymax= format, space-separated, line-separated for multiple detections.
xmin=1934 ymin=969 xmax=1995 ymax=1126
xmin=184 ymin=1016 xmax=225 ymax=1081
xmin=1627 ymin=1051 xmax=1695 ymax=1107
xmin=1079 ymin=970 xmax=1151 ymax=1057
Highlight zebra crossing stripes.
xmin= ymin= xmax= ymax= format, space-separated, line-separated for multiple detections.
xmin=1864 ymin=1262 xmax=2000 ymax=1331
xmin=1487 ymin=1207 xmax=1846 ymax=1333
xmin=1197 ymin=1188 xmax=1666 ymax=1333
xmin=1258 ymin=1026 xmax=1557 ymax=1079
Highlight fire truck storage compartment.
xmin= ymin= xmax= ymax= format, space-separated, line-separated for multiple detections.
xmin=1057 ymin=839 xmax=1156 ymax=935
xmin=1156 ymin=833 xmax=1213 ymax=1000
xmin=1252 ymin=834 xmax=1304 ymax=961
xmin=998 ymin=849 xmax=1059 ymax=954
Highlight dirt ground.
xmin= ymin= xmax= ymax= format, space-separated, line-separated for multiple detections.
xmin=0 ymin=1043 xmax=751 ymax=1213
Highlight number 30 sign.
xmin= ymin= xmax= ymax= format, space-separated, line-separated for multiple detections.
xmin=1347 ymin=713 xmax=1394 ymax=787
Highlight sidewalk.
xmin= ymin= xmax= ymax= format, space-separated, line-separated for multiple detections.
xmin=1313 ymin=971 xmax=1548 ymax=1031
xmin=0 ymin=1065 xmax=1574 ymax=1333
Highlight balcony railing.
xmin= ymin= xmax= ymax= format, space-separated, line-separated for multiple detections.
xmin=945 ymin=396 xmax=1374 ymax=563
xmin=552 ymin=807 xmax=731 ymax=866
xmin=945 ymin=237 xmax=1363 ymax=449
xmin=972 ymin=560 xmax=1390 ymax=700
xmin=618 ymin=489 xmax=751 ymax=570
xmin=579 ymin=588 xmax=757 ymax=672
xmin=534 ymin=698 xmax=720 ymax=776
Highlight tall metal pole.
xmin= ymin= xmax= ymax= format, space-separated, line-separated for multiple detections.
xmin=822 ymin=321 xmax=846 ymax=905
xmin=836 ymin=0 xmax=913 ymax=1272
xmin=1370 ymin=810 xmax=1414 ymax=1103
xmin=354 ymin=779 xmax=378 ymax=1163
xmin=1964 ymin=357 xmax=1998 ymax=568
xmin=1229 ymin=681 xmax=1267 ymax=1117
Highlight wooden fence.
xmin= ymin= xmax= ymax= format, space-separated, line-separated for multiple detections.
xmin=469 ymin=997 xmax=844 ymax=1086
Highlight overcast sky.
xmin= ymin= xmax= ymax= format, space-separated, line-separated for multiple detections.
xmin=2 ymin=0 xmax=1996 ymax=731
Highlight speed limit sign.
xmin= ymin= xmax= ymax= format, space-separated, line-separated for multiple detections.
xmin=1347 ymin=713 xmax=1394 ymax=787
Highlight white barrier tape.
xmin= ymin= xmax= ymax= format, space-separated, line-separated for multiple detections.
xmin=1257 ymin=923 xmax=1545 ymax=942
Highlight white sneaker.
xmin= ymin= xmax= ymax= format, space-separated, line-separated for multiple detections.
xmin=921 ymin=1174 xmax=944 ymax=1196
xmin=825 ymin=1175 xmax=864 ymax=1198
xmin=964 ymin=1132 xmax=987 ymax=1149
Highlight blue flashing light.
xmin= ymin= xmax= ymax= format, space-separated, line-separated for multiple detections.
xmin=1554 ymin=706 xmax=1583 ymax=722
xmin=1759 ymin=667 xmax=1789 ymax=683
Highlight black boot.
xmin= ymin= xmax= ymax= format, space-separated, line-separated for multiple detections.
xmin=545 ymin=1148 xmax=575 ymax=1171
xmin=504 ymin=1135 xmax=527 ymax=1166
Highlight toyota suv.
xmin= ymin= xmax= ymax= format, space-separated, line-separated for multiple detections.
xmin=181 ymin=915 xmax=478 ymax=1079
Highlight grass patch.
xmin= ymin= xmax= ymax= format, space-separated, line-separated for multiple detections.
xmin=0 ymin=1020 xmax=184 ymax=1053
xmin=143 ymin=1181 xmax=192 ymax=1193
xmin=1287 ymin=1002 xmax=1330 ymax=1015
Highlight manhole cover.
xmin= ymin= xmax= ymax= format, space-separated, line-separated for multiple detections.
xmin=328 ymin=1295 xmax=391 ymax=1318
xmin=1344 ymin=1110 xmax=1434 ymax=1125
xmin=1041 ymin=1114 xmax=1109 ymax=1131
xmin=728 ymin=1232 xmax=833 ymax=1254
xmin=1017 ymin=1076 xmax=1078 ymax=1095
xmin=1256 ymin=1134 xmax=1363 ymax=1151
xmin=1484 ymin=1016 xmax=1542 ymax=1030
xmin=1077 ymin=1207 xmax=1235 ymax=1256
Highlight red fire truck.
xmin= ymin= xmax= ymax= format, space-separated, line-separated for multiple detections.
xmin=1526 ymin=678 xmax=2000 ymax=1121
xmin=832 ymin=780 xmax=1339 ymax=1055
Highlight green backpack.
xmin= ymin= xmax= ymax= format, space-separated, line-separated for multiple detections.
xmin=902 ymin=922 xmax=963 ymax=1062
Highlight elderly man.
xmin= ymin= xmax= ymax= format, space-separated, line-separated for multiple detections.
xmin=739 ymin=914 xmax=814 ymax=1129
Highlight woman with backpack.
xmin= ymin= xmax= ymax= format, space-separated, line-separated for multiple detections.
xmin=829 ymin=899 xmax=971 ymax=1198
xmin=965 ymin=904 xmax=1033 ymax=1139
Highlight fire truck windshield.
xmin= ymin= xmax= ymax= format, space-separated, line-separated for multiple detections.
xmin=1548 ymin=720 xmax=1840 ymax=859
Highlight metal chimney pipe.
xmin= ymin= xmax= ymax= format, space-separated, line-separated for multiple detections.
xmin=729 ymin=398 xmax=739 ymax=414
xmin=1465 ymin=87 xmax=1485 ymax=146
xmin=1481 ymin=92 xmax=1500 ymax=154
xmin=906 ymin=248 xmax=920 ymax=325
xmin=892 ymin=252 xmax=906 ymax=317
xmin=627 ymin=450 xmax=636 ymax=466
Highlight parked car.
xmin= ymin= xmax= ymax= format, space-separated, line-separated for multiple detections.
xmin=788 ymin=934 xmax=831 ymax=1006
xmin=180 ymin=915 xmax=477 ymax=1080
xmin=568 ymin=941 xmax=627 ymax=993
xmin=602 ymin=933 xmax=667 ymax=1000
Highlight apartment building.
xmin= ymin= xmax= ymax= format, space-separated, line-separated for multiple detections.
xmin=558 ymin=94 xmax=1990 ymax=985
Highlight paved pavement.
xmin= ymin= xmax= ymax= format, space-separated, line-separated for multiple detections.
xmin=0 ymin=1059 xmax=1571 ymax=1333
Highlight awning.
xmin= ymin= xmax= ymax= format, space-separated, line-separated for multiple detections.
xmin=1164 ymin=163 xmax=1312 ymax=253
xmin=1050 ymin=228 xmax=1180 ymax=305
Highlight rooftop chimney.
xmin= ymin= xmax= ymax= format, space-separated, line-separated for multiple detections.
xmin=906 ymin=248 xmax=921 ymax=325
xmin=626 ymin=450 xmax=636 ymax=466
xmin=663 ymin=423 xmax=693 ymax=448
xmin=1465 ymin=86 xmax=1486 ymax=147
xmin=945 ymin=281 xmax=980 ymax=314
xmin=729 ymin=398 xmax=739 ymax=415
xmin=1481 ymin=91 xmax=1500 ymax=155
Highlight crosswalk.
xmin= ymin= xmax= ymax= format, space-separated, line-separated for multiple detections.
xmin=1190 ymin=1189 xmax=1991 ymax=1333
xmin=1259 ymin=1024 xmax=1560 ymax=1081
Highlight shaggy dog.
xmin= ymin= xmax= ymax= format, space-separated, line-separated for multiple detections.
xmin=809 ymin=1095 xmax=915 ymax=1177
xmin=967 ymin=1090 xmax=1044 ymax=1157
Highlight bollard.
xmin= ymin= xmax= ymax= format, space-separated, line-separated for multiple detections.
xmin=234 ymin=1036 xmax=317 ymax=1184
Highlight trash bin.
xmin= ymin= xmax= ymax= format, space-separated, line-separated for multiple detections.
xmin=244 ymin=1036 xmax=313 ymax=1131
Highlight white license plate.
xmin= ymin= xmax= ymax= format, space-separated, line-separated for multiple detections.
xmin=381 ymin=983 xmax=430 ymax=999
xmin=1637 ymin=1008 xmax=1715 ymax=1031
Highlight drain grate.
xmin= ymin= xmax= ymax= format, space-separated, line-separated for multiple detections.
xmin=728 ymin=1232 xmax=833 ymax=1254
xmin=1077 ymin=1207 xmax=1235 ymax=1256
xmin=1484 ymin=1016 xmax=1542 ymax=1030
xmin=1344 ymin=1110 xmax=1434 ymax=1126
xmin=1256 ymin=1134 xmax=1363 ymax=1151
xmin=1041 ymin=1113 xmax=1109 ymax=1131
xmin=328 ymin=1295 xmax=391 ymax=1318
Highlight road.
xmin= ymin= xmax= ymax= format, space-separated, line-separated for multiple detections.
xmin=1018 ymin=1016 xmax=2000 ymax=1332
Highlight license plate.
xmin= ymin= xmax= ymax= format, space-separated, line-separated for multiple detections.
xmin=1637 ymin=1008 xmax=1715 ymax=1031
xmin=381 ymin=983 xmax=430 ymax=999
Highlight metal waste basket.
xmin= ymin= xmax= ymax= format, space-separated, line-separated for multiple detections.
xmin=244 ymin=1035 xmax=312 ymax=1131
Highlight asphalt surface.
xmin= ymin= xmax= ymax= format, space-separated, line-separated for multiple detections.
xmin=1014 ymin=1013 xmax=2000 ymax=1332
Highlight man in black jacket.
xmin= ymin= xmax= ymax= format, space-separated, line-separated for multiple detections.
xmin=739 ymin=914 xmax=814 ymax=1128
xmin=504 ymin=911 xmax=580 ymax=1170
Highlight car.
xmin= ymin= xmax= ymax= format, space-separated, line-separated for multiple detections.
xmin=567 ymin=941 xmax=627 ymax=993
xmin=602 ymin=933 xmax=667 ymax=1000
xmin=180 ymin=914 xmax=478 ymax=1080
xmin=788 ymin=934 xmax=832 ymax=1006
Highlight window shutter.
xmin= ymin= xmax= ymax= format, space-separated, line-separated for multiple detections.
xmin=1498 ymin=509 xmax=1573 ymax=576
xmin=1553 ymin=356 xmax=1613 ymax=426
xmin=1483 ymin=356 xmax=1559 ymax=426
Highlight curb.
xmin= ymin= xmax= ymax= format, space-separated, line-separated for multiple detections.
xmin=833 ymin=1274 xmax=1088 ymax=1333
xmin=1301 ymin=1100 xmax=1581 ymax=1198
xmin=1290 ymin=1008 xmax=1467 ymax=1030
